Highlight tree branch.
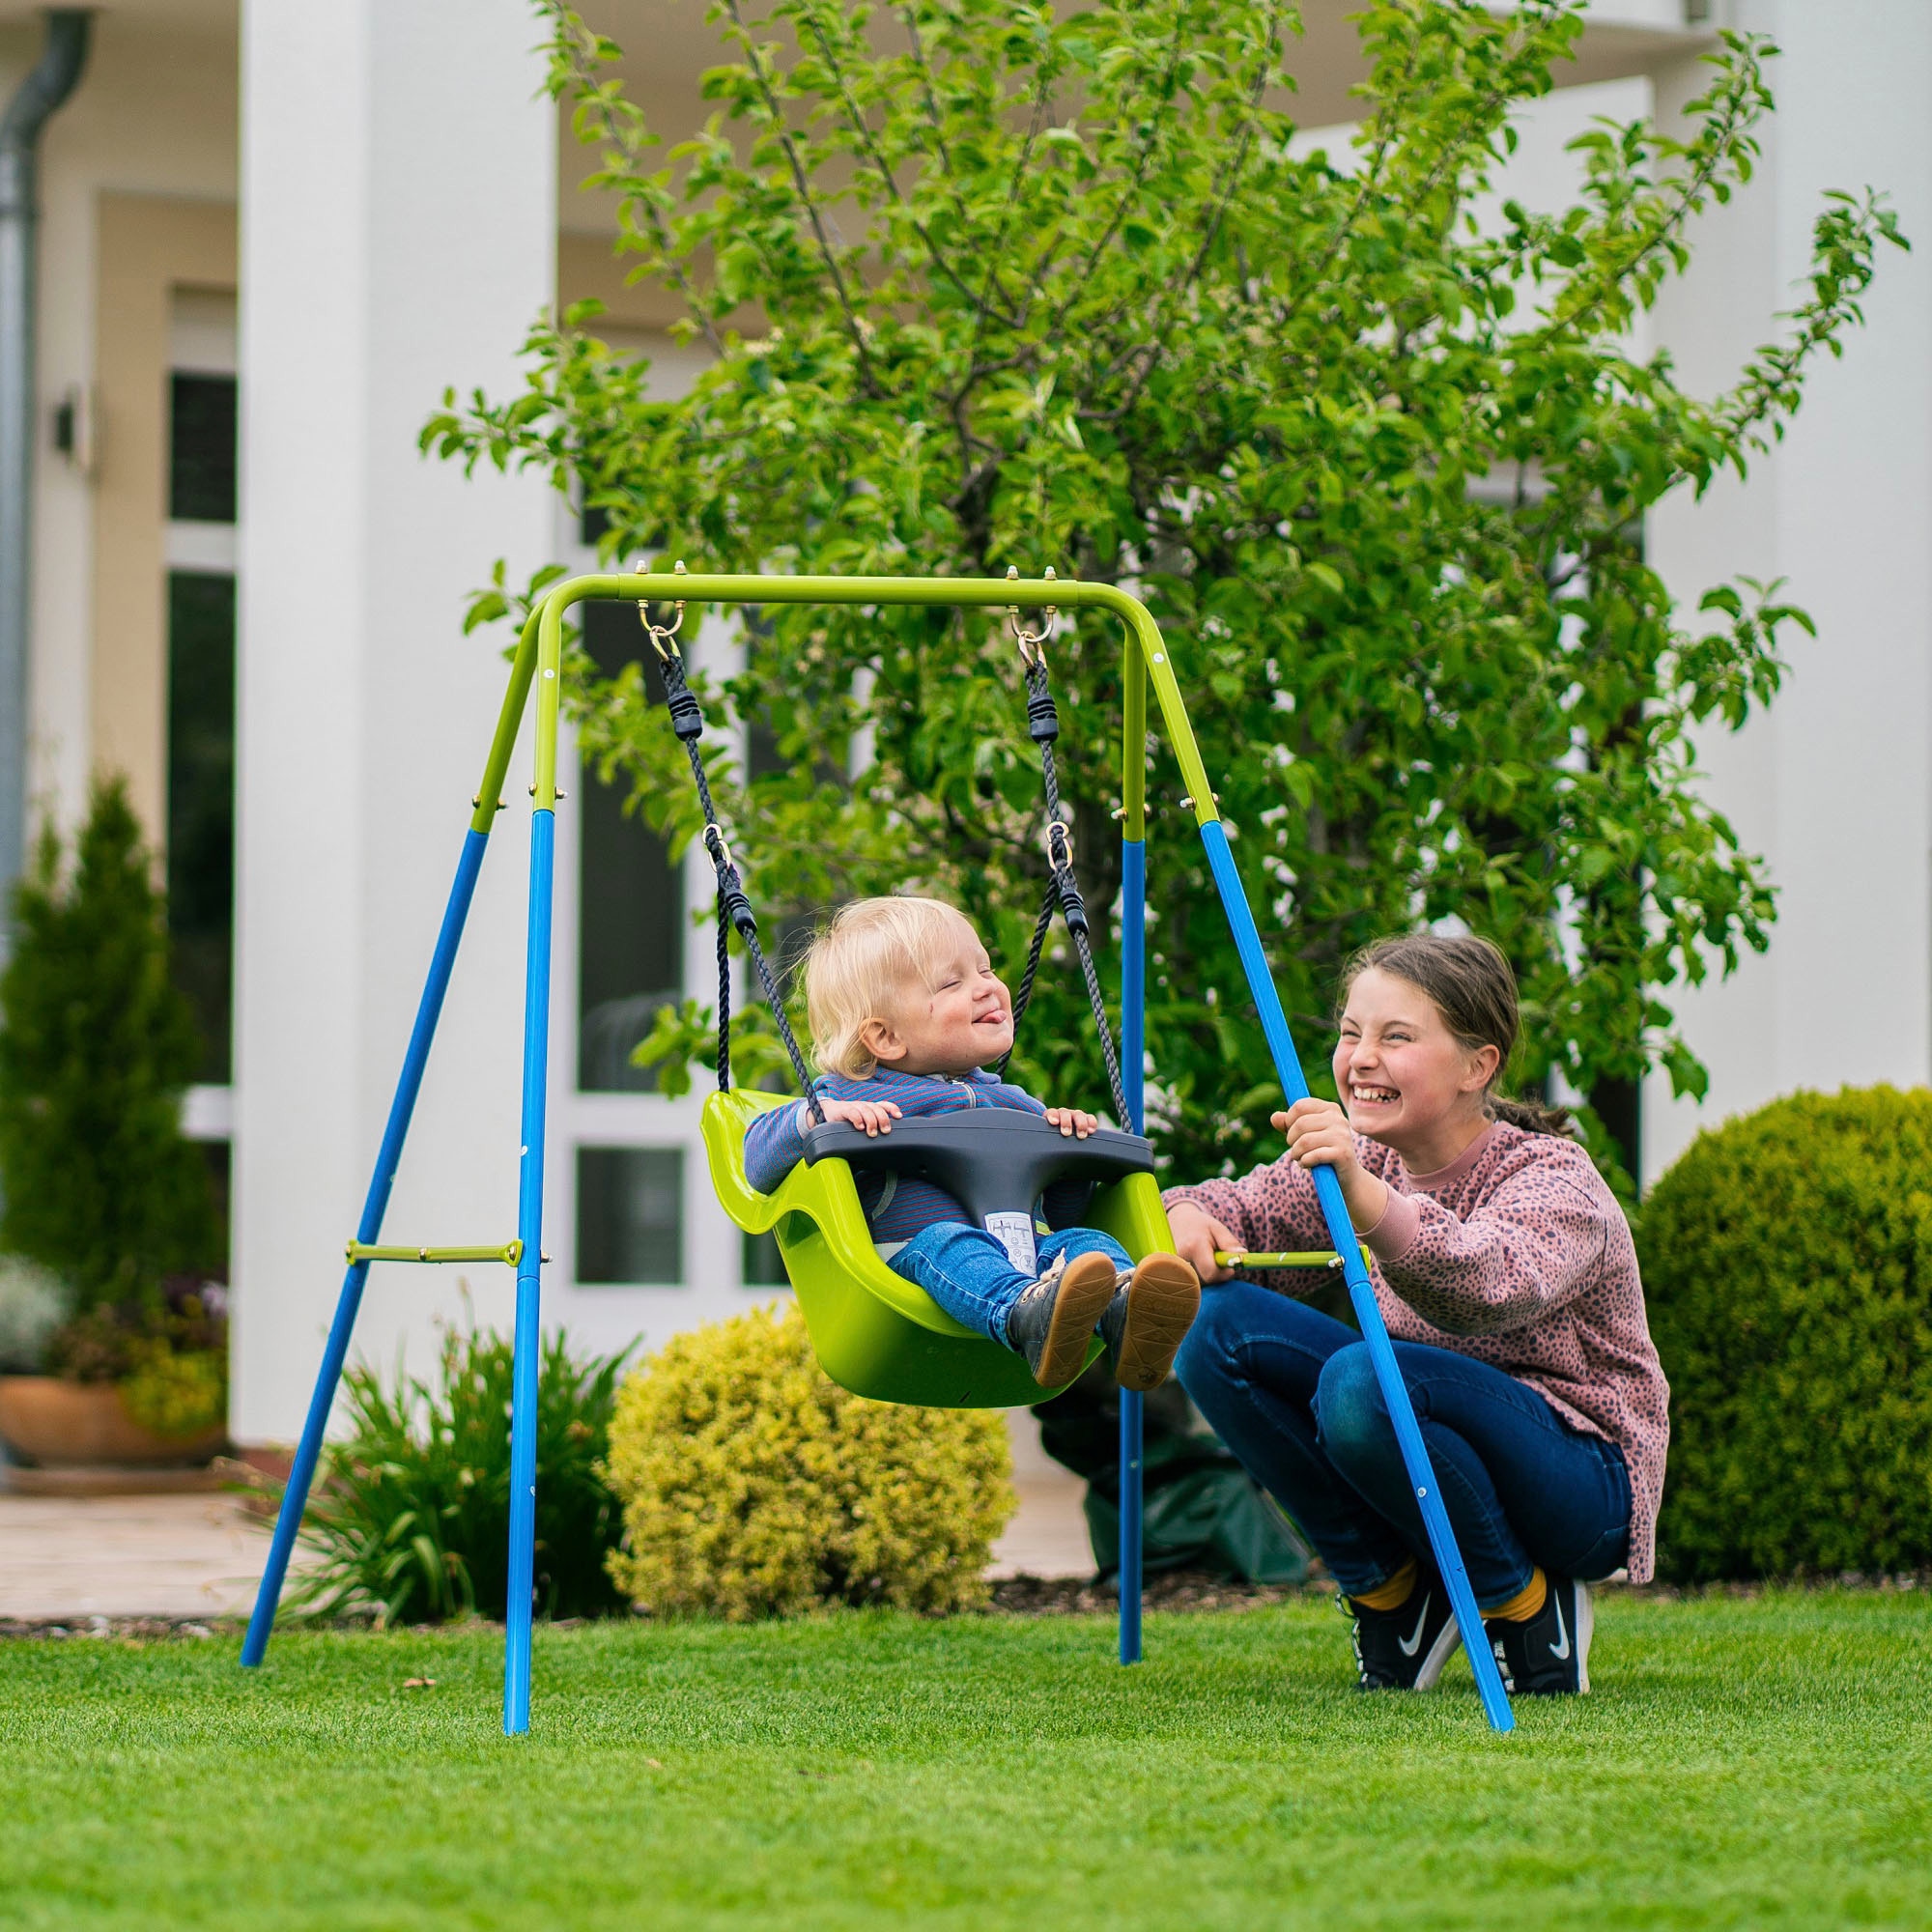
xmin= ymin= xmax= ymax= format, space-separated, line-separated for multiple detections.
xmin=722 ymin=0 xmax=881 ymax=395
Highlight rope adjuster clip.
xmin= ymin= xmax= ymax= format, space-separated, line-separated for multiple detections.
xmin=1004 ymin=563 xmax=1057 ymax=668
xmin=636 ymin=558 xmax=687 ymax=661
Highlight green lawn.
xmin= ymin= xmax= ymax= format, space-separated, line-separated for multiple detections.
xmin=2 ymin=1590 xmax=1927 ymax=1930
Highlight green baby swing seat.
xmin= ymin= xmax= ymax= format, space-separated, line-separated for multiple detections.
xmin=702 ymin=1088 xmax=1179 ymax=1407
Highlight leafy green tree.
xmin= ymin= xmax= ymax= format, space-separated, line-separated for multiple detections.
xmin=0 ymin=776 xmax=217 ymax=1310
xmin=428 ymin=0 xmax=1903 ymax=1182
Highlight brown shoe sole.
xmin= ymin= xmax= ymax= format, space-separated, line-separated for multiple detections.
xmin=1113 ymin=1254 xmax=1202 ymax=1393
xmin=1032 ymin=1252 xmax=1121 ymax=1389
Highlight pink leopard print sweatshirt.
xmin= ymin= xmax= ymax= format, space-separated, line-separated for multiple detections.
xmin=1165 ymin=1120 xmax=1669 ymax=1582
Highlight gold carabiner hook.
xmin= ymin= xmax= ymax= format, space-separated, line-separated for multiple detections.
xmin=635 ymin=558 xmax=686 ymax=661
xmin=1004 ymin=564 xmax=1057 ymax=668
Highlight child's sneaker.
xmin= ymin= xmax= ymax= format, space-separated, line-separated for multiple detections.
xmin=1007 ymin=1252 xmax=1120 ymax=1388
xmin=1096 ymin=1254 xmax=1202 ymax=1392
xmin=1485 ymin=1573 xmax=1592 ymax=1695
xmin=1342 ymin=1573 xmax=1463 ymax=1691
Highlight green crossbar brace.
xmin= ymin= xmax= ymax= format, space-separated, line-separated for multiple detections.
xmin=1213 ymin=1246 xmax=1375 ymax=1270
xmin=344 ymin=1239 xmax=525 ymax=1266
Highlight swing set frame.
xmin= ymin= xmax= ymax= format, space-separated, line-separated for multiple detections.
xmin=240 ymin=571 xmax=1517 ymax=1737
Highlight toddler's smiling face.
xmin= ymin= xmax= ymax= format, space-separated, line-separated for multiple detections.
xmin=861 ymin=914 xmax=1013 ymax=1076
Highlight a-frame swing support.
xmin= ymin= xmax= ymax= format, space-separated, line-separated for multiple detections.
xmin=241 ymin=573 xmax=1516 ymax=1738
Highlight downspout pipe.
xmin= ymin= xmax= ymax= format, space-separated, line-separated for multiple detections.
xmin=0 ymin=11 xmax=91 ymax=944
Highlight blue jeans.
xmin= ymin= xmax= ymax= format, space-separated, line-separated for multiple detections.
xmin=1175 ymin=1281 xmax=1631 ymax=1607
xmin=891 ymin=1224 xmax=1130 ymax=1349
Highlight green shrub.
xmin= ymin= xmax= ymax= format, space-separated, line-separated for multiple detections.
xmin=1641 ymin=1086 xmax=1932 ymax=1581
xmin=0 ymin=777 xmax=216 ymax=1311
xmin=288 ymin=1319 xmax=629 ymax=1625
xmin=603 ymin=1303 xmax=1015 ymax=1620
xmin=119 ymin=1339 xmax=225 ymax=1437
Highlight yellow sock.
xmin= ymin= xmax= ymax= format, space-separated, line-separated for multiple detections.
xmin=1485 ymin=1567 xmax=1547 ymax=1623
xmin=1352 ymin=1557 xmax=1419 ymax=1612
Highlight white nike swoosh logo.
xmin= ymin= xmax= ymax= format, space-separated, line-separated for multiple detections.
xmin=1398 ymin=1593 xmax=1433 ymax=1658
xmin=1548 ymin=1593 xmax=1571 ymax=1662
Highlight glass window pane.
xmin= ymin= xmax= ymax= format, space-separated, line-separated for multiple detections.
xmin=576 ymin=1146 xmax=683 ymax=1285
xmin=167 ymin=571 xmax=236 ymax=1084
xmin=741 ymin=1228 xmax=787 ymax=1288
xmin=169 ymin=374 xmax=237 ymax=523
xmin=578 ymin=603 xmax=683 ymax=1091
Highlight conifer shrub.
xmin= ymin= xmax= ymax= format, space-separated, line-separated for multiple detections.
xmin=1640 ymin=1087 xmax=1932 ymax=1581
xmin=602 ymin=1303 xmax=1015 ymax=1620
xmin=0 ymin=777 xmax=216 ymax=1309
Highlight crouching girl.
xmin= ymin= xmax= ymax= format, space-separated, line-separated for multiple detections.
xmin=1164 ymin=934 xmax=1667 ymax=1696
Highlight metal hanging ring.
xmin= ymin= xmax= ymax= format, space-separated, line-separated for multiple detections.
xmin=1044 ymin=819 xmax=1075 ymax=869
xmin=702 ymin=821 xmax=734 ymax=873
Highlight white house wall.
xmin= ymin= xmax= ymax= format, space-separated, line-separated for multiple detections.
xmin=1642 ymin=0 xmax=1932 ymax=1180
xmin=231 ymin=0 xmax=557 ymax=1442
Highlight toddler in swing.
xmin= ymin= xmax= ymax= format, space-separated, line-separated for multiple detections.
xmin=743 ymin=895 xmax=1202 ymax=1390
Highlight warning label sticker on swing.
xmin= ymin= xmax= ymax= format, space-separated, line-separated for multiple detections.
xmin=985 ymin=1213 xmax=1037 ymax=1276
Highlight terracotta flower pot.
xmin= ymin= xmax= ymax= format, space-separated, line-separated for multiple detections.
xmin=0 ymin=1376 xmax=227 ymax=1467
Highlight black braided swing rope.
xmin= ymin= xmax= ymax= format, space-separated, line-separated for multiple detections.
xmin=652 ymin=632 xmax=825 ymax=1126
xmin=993 ymin=646 xmax=1133 ymax=1129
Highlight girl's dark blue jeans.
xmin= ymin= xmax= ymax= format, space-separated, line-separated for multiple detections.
xmin=1175 ymin=1281 xmax=1631 ymax=1608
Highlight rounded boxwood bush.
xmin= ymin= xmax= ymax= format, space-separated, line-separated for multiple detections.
xmin=602 ymin=1302 xmax=1015 ymax=1619
xmin=1640 ymin=1086 xmax=1932 ymax=1581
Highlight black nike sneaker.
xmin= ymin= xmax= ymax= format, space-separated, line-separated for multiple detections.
xmin=1485 ymin=1573 xmax=1592 ymax=1695
xmin=1342 ymin=1574 xmax=1463 ymax=1690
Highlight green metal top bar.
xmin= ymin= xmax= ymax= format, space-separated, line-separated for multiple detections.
xmin=471 ymin=573 xmax=1219 ymax=825
xmin=471 ymin=608 xmax=543 ymax=836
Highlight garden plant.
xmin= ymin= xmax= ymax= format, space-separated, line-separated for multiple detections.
xmin=1641 ymin=1085 xmax=1932 ymax=1582
xmin=603 ymin=1301 xmax=1014 ymax=1618
xmin=0 ymin=775 xmax=225 ymax=1433
xmin=427 ymin=0 xmax=1904 ymax=1190
xmin=287 ymin=1317 xmax=632 ymax=1625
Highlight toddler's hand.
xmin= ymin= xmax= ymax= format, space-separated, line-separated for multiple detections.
xmin=1044 ymin=1107 xmax=1099 ymax=1139
xmin=817 ymin=1096 xmax=902 ymax=1137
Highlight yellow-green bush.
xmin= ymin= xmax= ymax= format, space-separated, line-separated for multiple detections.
xmin=1641 ymin=1086 xmax=1932 ymax=1581
xmin=120 ymin=1340 xmax=224 ymax=1436
xmin=601 ymin=1302 xmax=1015 ymax=1619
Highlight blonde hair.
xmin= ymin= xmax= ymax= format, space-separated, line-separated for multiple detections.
xmin=805 ymin=896 xmax=979 ymax=1078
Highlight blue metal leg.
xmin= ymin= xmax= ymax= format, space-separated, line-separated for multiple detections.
xmin=1118 ymin=835 xmax=1146 ymax=1664
xmin=1196 ymin=823 xmax=1515 ymax=1733
xmin=242 ymin=829 xmax=492 ymax=1669
xmin=503 ymin=807 xmax=555 ymax=1737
